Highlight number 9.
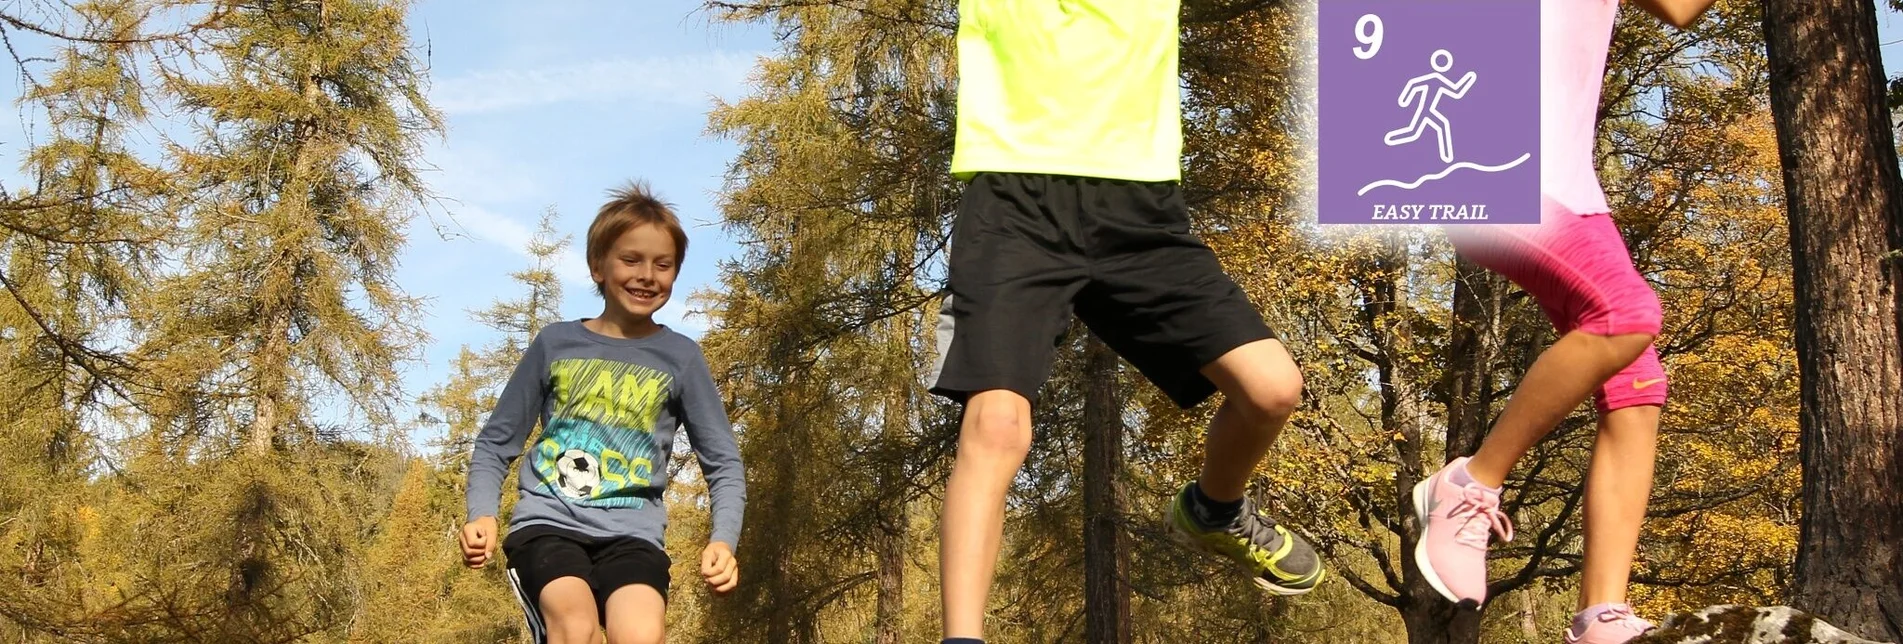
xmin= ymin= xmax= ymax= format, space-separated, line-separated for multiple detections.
xmin=1354 ymin=14 xmax=1383 ymax=60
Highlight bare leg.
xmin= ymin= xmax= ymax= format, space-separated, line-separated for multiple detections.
xmin=1578 ymin=404 xmax=1661 ymax=608
xmin=603 ymin=584 xmax=666 ymax=644
xmin=540 ymin=577 xmax=601 ymax=644
xmin=940 ymin=390 xmax=1034 ymax=640
xmin=1195 ymin=339 xmax=1304 ymax=501
xmin=1465 ymin=331 xmax=1654 ymax=488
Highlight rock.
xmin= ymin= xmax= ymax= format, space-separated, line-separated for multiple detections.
xmin=1630 ymin=605 xmax=1894 ymax=644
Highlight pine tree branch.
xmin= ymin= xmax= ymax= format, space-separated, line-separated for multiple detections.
xmin=1331 ymin=561 xmax=1404 ymax=607
xmin=1490 ymin=480 xmax=1587 ymax=598
xmin=0 ymin=266 xmax=144 ymax=406
xmin=0 ymin=5 xmax=232 ymax=46
xmin=702 ymin=0 xmax=953 ymax=31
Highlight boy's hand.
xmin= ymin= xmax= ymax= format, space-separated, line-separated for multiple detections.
xmin=461 ymin=516 xmax=498 ymax=568
xmin=700 ymin=541 xmax=738 ymax=595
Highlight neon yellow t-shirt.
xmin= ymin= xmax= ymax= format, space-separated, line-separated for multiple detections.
xmin=950 ymin=0 xmax=1183 ymax=183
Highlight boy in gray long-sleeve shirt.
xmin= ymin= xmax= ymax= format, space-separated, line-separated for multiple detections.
xmin=461 ymin=181 xmax=744 ymax=644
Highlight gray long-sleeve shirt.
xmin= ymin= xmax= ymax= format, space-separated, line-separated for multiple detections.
xmin=465 ymin=320 xmax=745 ymax=549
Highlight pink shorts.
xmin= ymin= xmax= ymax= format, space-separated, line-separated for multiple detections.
xmin=1445 ymin=198 xmax=1667 ymax=412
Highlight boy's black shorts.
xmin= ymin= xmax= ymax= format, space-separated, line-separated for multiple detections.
xmin=503 ymin=524 xmax=671 ymax=628
xmin=927 ymin=172 xmax=1277 ymax=409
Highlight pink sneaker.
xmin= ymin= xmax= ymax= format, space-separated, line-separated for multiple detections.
xmin=1410 ymin=457 xmax=1513 ymax=606
xmin=1565 ymin=605 xmax=1656 ymax=643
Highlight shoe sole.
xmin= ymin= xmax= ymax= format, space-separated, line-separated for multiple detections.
xmin=1411 ymin=477 xmax=1478 ymax=609
xmin=1167 ymin=502 xmax=1318 ymax=597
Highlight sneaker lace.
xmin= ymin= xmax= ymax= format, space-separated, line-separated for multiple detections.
xmin=1227 ymin=499 xmax=1284 ymax=552
xmin=1448 ymin=485 xmax=1514 ymax=549
xmin=1596 ymin=605 xmax=1653 ymax=634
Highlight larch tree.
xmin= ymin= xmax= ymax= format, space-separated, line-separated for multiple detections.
xmin=113 ymin=0 xmax=441 ymax=638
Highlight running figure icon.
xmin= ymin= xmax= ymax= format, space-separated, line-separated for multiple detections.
xmin=1383 ymin=49 xmax=1476 ymax=163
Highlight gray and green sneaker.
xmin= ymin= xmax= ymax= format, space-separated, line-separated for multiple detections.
xmin=1167 ymin=484 xmax=1325 ymax=595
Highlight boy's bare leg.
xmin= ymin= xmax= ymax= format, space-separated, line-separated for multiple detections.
xmin=940 ymin=389 xmax=1034 ymax=640
xmin=1167 ymin=337 xmax=1326 ymax=595
xmin=1196 ymin=339 xmax=1304 ymax=500
xmin=540 ymin=577 xmax=601 ymax=644
xmin=1465 ymin=332 xmax=1655 ymax=487
xmin=1579 ymin=404 xmax=1661 ymax=609
xmin=604 ymin=584 xmax=667 ymax=644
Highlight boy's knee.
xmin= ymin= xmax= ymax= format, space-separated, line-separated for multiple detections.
xmin=1204 ymin=339 xmax=1304 ymax=424
xmin=540 ymin=580 xmax=600 ymax=644
xmin=961 ymin=391 xmax=1032 ymax=460
xmin=1231 ymin=359 xmax=1303 ymax=424
xmin=606 ymin=625 xmax=663 ymax=644
xmin=548 ymin=618 xmax=600 ymax=644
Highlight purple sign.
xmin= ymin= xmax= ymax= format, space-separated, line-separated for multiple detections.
xmin=1318 ymin=1 xmax=1540 ymax=225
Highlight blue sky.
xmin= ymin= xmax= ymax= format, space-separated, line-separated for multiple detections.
xmin=0 ymin=1 xmax=773 ymax=437
xmin=394 ymin=2 xmax=770 ymax=422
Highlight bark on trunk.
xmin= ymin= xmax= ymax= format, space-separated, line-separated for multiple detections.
xmin=1443 ymin=257 xmax=1509 ymax=459
xmin=874 ymin=519 xmax=904 ymax=644
xmin=1762 ymin=0 xmax=1903 ymax=640
xmin=248 ymin=312 xmax=289 ymax=455
xmin=1363 ymin=237 xmax=1493 ymax=644
xmin=1520 ymin=580 xmax=1540 ymax=641
xmin=874 ymin=364 xmax=909 ymax=644
xmin=1402 ymin=603 xmax=1484 ymax=644
xmin=1082 ymin=334 xmax=1132 ymax=644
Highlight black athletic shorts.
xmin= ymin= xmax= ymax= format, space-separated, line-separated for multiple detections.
xmin=503 ymin=524 xmax=670 ymax=633
xmin=928 ymin=172 xmax=1277 ymax=409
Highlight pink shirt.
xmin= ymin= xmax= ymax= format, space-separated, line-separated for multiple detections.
xmin=1541 ymin=0 xmax=1620 ymax=215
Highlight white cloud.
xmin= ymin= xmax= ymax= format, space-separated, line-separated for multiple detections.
xmin=430 ymin=51 xmax=761 ymax=115
xmin=421 ymin=143 xmax=549 ymax=206
xmin=449 ymin=204 xmax=593 ymax=286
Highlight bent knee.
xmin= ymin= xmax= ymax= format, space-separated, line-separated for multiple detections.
xmin=607 ymin=626 xmax=663 ymax=644
xmin=1226 ymin=361 xmax=1304 ymax=423
xmin=961 ymin=391 xmax=1032 ymax=459
xmin=1598 ymin=345 xmax=1667 ymax=413
xmin=548 ymin=618 xmax=601 ymax=644
xmin=1603 ymin=332 xmax=1658 ymax=364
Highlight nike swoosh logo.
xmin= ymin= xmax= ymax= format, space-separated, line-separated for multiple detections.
xmin=1632 ymin=378 xmax=1665 ymax=390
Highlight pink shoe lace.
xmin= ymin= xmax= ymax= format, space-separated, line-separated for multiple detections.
xmin=1568 ymin=604 xmax=1655 ymax=642
xmin=1448 ymin=485 xmax=1514 ymax=549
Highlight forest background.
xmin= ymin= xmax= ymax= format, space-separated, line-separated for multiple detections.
xmin=2 ymin=0 xmax=1900 ymax=642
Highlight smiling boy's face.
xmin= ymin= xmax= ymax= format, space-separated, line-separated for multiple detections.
xmin=591 ymin=222 xmax=678 ymax=321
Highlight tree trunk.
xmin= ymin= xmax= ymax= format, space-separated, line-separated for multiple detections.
xmin=874 ymin=357 xmax=910 ymax=644
xmin=1389 ymin=237 xmax=1489 ymax=644
xmin=1081 ymin=334 xmax=1132 ymax=644
xmin=248 ymin=0 xmax=328 ymax=457
xmin=248 ymin=311 xmax=290 ymax=455
xmin=874 ymin=515 xmax=904 ymax=644
xmin=760 ymin=399 xmax=802 ymax=644
xmin=1520 ymin=581 xmax=1540 ymax=641
xmin=1443 ymin=257 xmax=1509 ymax=459
xmin=1402 ymin=602 xmax=1484 ymax=644
xmin=1762 ymin=0 xmax=1903 ymax=640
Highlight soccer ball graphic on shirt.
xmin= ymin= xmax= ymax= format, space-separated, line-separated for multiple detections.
xmin=556 ymin=449 xmax=602 ymax=499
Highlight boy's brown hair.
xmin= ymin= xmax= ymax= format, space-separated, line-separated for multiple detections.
xmin=587 ymin=181 xmax=689 ymax=296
